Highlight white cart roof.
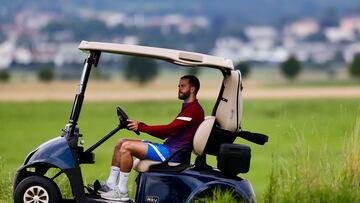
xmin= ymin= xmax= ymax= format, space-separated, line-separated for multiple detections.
xmin=78 ymin=41 xmax=234 ymax=71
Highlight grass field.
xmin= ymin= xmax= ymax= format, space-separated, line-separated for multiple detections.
xmin=0 ymin=98 xmax=359 ymax=202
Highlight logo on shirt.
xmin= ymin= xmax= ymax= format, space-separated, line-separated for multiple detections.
xmin=177 ymin=116 xmax=192 ymax=121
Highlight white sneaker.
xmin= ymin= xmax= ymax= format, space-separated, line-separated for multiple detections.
xmin=88 ymin=181 xmax=113 ymax=194
xmin=101 ymin=186 xmax=129 ymax=202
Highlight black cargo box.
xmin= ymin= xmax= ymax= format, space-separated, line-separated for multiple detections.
xmin=217 ymin=143 xmax=251 ymax=176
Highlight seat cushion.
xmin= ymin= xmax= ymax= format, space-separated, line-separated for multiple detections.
xmin=193 ymin=116 xmax=215 ymax=156
xmin=133 ymin=159 xmax=180 ymax=172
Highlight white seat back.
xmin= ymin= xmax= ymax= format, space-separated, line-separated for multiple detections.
xmin=214 ymin=70 xmax=243 ymax=131
xmin=193 ymin=116 xmax=216 ymax=156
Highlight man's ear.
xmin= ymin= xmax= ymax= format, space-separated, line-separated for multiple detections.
xmin=190 ymin=86 xmax=195 ymax=94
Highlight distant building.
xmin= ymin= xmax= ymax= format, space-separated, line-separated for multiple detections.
xmin=340 ymin=16 xmax=360 ymax=32
xmin=96 ymin=11 xmax=125 ymax=27
xmin=54 ymin=43 xmax=85 ymax=67
xmin=244 ymin=26 xmax=278 ymax=50
xmin=0 ymin=41 xmax=14 ymax=69
xmin=284 ymin=18 xmax=320 ymax=39
xmin=211 ymin=37 xmax=244 ymax=62
xmin=32 ymin=43 xmax=58 ymax=64
xmin=211 ymin=36 xmax=288 ymax=63
xmin=161 ymin=14 xmax=209 ymax=35
xmin=14 ymin=47 xmax=32 ymax=64
xmin=288 ymin=42 xmax=338 ymax=64
xmin=15 ymin=9 xmax=60 ymax=30
xmin=324 ymin=27 xmax=355 ymax=43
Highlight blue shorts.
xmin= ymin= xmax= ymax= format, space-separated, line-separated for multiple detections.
xmin=142 ymin=140 xmax=171 ymax=162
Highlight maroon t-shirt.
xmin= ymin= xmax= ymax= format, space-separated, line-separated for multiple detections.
xmin=138 ymin=100 xmax=204 ymax=162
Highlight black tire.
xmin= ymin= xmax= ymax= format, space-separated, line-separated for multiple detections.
xmin=14 ymin=175 xmax=62 ymax=203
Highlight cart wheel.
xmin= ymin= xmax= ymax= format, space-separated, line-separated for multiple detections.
xmin=14 ymin=175 xmax=61 ymax=203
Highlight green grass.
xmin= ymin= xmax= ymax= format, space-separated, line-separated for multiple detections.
xmin=263 ymin=118 xmax=360 ymax=203
xmin=0 ymin=157 xmax=13 ymax=203
xmin=1 ymin=99 xmax=359 ymax=202
xmin=192 ymin=187 xmax=244 ymax=203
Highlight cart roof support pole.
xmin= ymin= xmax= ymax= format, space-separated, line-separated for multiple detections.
xmin=68 ymin=51 xmax=101 ymax=136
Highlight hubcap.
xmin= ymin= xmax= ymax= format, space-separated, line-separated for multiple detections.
xmin=23 ymin=186 xmax=49 ymax=203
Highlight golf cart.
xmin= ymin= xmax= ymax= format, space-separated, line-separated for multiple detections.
xmin=13 ymin=41 xmax=268 ymax=203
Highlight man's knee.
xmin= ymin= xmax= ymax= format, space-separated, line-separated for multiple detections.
xmin=120 ymin=141 xmax=134 ymax=155
xmin=115 ymin=138 xmax=127 ymax=150
xmin=118 ymin=140 xmax=147 ymax=159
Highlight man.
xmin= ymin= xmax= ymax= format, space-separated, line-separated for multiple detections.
xmin=100 ymin=75 xmax=204 ymax=201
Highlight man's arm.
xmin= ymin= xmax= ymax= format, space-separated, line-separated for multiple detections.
xmin=127 ymin=117 xmax=194 ymax=139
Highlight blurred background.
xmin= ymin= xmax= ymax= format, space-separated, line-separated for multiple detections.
xmin=0 ymin=0 xmax=359 ymax=94
xmin=1 ymin=1 xmax=360 ymax=202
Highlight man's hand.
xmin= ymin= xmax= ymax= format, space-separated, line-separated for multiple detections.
xmin=127 ymin=119 xmax=139 ymax=132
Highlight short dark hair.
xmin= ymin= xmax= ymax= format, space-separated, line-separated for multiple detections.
xmin=181 ymin=75 xmax=200 ymax=94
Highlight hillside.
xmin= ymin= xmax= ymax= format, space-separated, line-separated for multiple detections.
xmin=1 ymin=0 xmax=359 ymax=25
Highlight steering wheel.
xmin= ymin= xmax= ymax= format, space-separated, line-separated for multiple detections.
xmin=117 ymin=107 xmax=140 ymax=135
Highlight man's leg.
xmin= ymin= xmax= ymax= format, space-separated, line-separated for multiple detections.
xmin=119 ymin=140 xmax=148 ymax=172
xmin=112 ymin=138 xmax=143 ymax=166
xmin=101 ymin=140 xmax=148 ymax=201
xmin=118 ymin=141 xmax=148 ymax=194
xmin=106 ymin=138 xmax=143 ymax=189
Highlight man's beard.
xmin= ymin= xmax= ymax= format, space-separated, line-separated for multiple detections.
xmin=178 ymin=90 xmax=190 ymax=100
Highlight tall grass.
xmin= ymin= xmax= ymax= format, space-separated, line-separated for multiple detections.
xmin=263 ymin=117 xmax=360 ymax=203
xmin=0 ymin=157 xmax=14 ymax=203
xmin=192 ymin=187 xmax=243 ymax=203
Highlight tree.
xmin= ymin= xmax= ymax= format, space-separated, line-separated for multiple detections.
xmin=124 ymin=57 xmax=158 ymax=85
xmin=348 ymin=53 xmax=360 ymax=79
xmin=0 ymin=70 xmax=10 ymax=82
xmin=235 ymin=62 xmax=250 ymax=79
xmin=38 ymin=67 xmax=55 ymax=82
xmin=280 ymin=55 xmax=302 ymax=80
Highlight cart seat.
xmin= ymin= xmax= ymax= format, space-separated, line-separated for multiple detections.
xmin=133 ymin=159 xmax=181 ymax=172
xmin=133 ymin=116 xmax=216 ymax=172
